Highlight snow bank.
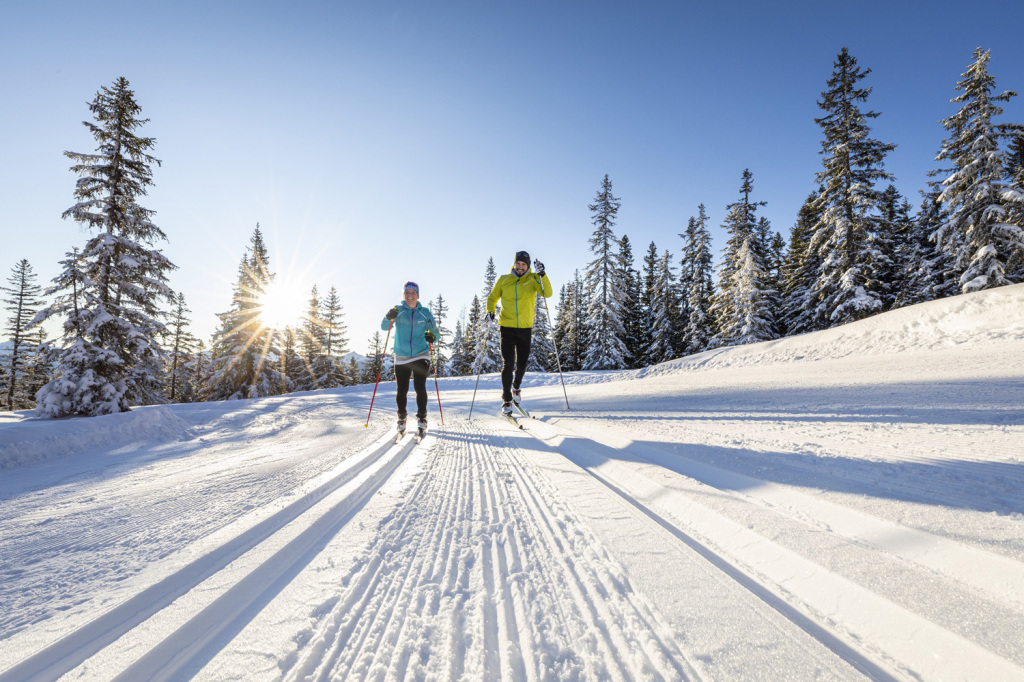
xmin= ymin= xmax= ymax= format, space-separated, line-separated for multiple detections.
xmin=0 ymin=405 xmax=193 ymax=469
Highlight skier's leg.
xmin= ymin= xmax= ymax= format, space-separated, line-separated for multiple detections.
xmin=412 ymin=359 xmax=430 ymax=420
xmin=499 ymin=326 xmax=515 ymax=402
xmin=394 ymin=363 xmax=411 ymax=418
xmin=513 ymin=328 xmax=533 ymax=390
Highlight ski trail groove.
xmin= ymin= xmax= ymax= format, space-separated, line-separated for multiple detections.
xmin=0 ymin=430 xmax=409 ymax=682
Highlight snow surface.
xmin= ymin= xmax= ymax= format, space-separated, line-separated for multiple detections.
xmin=1 ymin=284 xmax=1023 ymax=681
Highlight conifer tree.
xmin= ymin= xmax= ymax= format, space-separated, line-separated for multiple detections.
xmin=711 ymin=170 xmax=775 ymax=346
xmin=528 ymin=292 xmax=556 ymax=372
xmin=316 ymin=286 xmax=348 ymax=388
xmin=806 ymin=49 xmax=897 ymax=327
xmin=429 ymin=294 xmax=450 ymax=376
xmin=296 ymin=285 xmax=327 ymax=390
xmin=362 ymin=331 xmax=385 ymax=384
xmin=935 ymin=47 xmax=1024 ymax=292
xmin=782 ymin=192 xmax=825 ymax=334
xmin=683 ymin=205 xmax=716 ymax=354
xmin=35 ymin=77 xmax=176 ymax=417
xmin=618 ymin=235 xmax=645 ymax=368
xmin=478 ymin=259 xmax=502 ymax=373
xmin=205 ymin=226 xmax=281 ymax=400
xmin=346 ymin=356 xmax=361 ymax=385
xmin=878 ymin=185 xmax=915 ymax=308
xmin=583 ymin=175 xmax=628 ymax=369
xmin=164 ymin=292 xmax=197 ymax=403
xmin=448 ymin=320 xmax=469 ymax=376
xmin=3 ymin=259 xmax=45 ymax=410
xmin=647 ymin=250 xmax=681 ymax=364
xmin=464 ymin=295 xmax=484 ymax=373
xmin=639 ymin=241 xmax=659 ymax=363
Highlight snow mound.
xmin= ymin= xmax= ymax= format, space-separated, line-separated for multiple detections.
xmin=643 ymin=283 xmax=1024 ymax=376
xmin=0 ymin=405 xmax=193 ymax=469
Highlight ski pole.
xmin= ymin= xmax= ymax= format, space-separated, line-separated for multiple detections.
xmin=467 ymin=316 xmax=493 ymax=420
xmin=538 ymin=274 xmax=570 ymax=410
xmin=365 ymin=318 xmax=393 ymax=427
xmin=428 ymin=341 xmax=444 ymax=426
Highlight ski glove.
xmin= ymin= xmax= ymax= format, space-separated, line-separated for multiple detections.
xmin=533 ymin=259 xmax=545 ymax=276
xmin=424 ymin=330 xmax=436 ymax=343
xmin=486 ymin=312 xmax=496 ymax=323
xmin=385 ymin=307 xmax=399 ymax=321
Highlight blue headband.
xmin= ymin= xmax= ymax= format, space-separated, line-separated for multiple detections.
xmin=403 ymin=281 xmax=419 ymax=294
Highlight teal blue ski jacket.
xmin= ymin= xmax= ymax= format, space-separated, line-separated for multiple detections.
xmin=381 ymin=302 xmax=440 ymax=361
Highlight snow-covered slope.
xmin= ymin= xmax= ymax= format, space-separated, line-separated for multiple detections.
xmin=1 ymin=284 xmax=1022 ymax=681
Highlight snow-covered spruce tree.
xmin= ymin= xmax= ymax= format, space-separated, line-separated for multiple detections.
xmin=296 ymin=284 xmax=327 ymax=390
xmin=583 ymin=175 xmax=628 ymax=370
xmin=463 ymin=295 xmax=484 ymax=374
xmin=205 ymin=226 xmax=281 ymax=401
xmin=710 ymin=169 xmax=775 ymax=347
xmin=647 ymin=249 xmax=681 ymax=364
xmin=806 ymin=48 xmax=897 ymax=328
xmin=1005 ymin=132 xmax=1024 ymax=278
xmin=164 ymin=292 xmax=197 ymax=403
xmin=35 ymin=78 xmax=176 ymax=417
xmin=552 ymin=271 xmax=586 ymax=372
xmin=478 ymin=258 xmax=503 ymax=373
xmin=3 ymin=259 xmax=45 ymax=410
xmin=448 ymin=319 xmax=468 ymax=376
xmin=877 ymin=185 xmax=915 ymax=308
xmin=683 ymin=205 xmax=715 ymax=355
xmin=639 ymin=242 xmax=659 ymax=365
xmin=618 ymin=235 xmax=645 ymax=368
xmin=895 ymin=185 xmax=953 ymax=307
xmin=318 ymin=286 xmax=348 ymax=387
xmin=345 ymin=356 xmax=361 ymax=386
xmin=935 ymin=48 xmax=1024 ymax=292
xmin=763 ymin=221 xmax=787 ymax=337
xmin=429 ymin=294 xmax=450 ymax=377
xmin=677 ymin=220 xmax=697 ymax=354
xmin=528 ymin=292 xmax=556 ymax=372
xmin=782 ymin=192 xmax=825 ymax=334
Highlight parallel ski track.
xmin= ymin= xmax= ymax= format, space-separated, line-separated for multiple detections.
xmin=284 ymin=418 xmax=695 ymax=681
xmin=0 ymin=430 xmax=413 ymax=682
xmin=0 ymin=427 xmax=379 ymax=641
xmin=524 ymin=413 xmax=1024 ymax=681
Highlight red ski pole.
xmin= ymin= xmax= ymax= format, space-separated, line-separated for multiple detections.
xmin=365 ymin=318 xmax=393 ymax=427
xmin=429 ymin=341 xmax=444 ymax=426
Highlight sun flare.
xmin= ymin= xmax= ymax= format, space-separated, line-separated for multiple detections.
xmin=259 ymin=279 xmax=306 ymax=330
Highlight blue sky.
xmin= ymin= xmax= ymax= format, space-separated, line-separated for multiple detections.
xmin=3 ymin=1 xmax=1023 ymax=348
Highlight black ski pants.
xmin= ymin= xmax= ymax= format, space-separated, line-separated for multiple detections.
xmin=500 ymin=326 xmax=533 ymax=402
xmin=395 ymin=359 xmax=430 ymax=420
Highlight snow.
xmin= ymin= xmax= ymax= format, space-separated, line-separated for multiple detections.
xmin=2 ymin=284 xmax=1024 ymax=680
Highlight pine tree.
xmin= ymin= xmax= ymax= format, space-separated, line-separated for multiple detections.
xmin=448 ymin=320 xmax=469 ymax=376
xmin=1004 ymin=131 xmax=1024 ymax=278
xmin=3 ymin=259 xmax=45 ymax=410
xmin=35 ymin=77 xmax=176 ymax=417
xmin=935 ymin=47 xmax=1024 ymax=292
xmin=807 ymin=48 xmax=897 ymax=327
xmin=362 ymin=331 xmax=386 ymax=385
xmin=164 ymin=292 xmax=197 ymax=403
xmin=683 ymin=205 xmax=715 ymax=354
xmin=878 ymin=185 xmax=915 ymax=308
xmin=710 ymin=170 xmax=775 ymax=346
xmin=463 ymin=295 xmax=483 ymax=373
xmin=205 ymin=226 xmax=281 ymax=400
xmin=295 ymin=285 xmax=326 ymax=390
xmin=647 ymin=250 xmax=681 ymax=364
xmin=528 ymin=292 xmax=556 ymax=372
xmin=618 ymin=235 xmax=645 ymax=368
xmin=478 ymin=259 xmax=502 ymax=373
xmin=426 ymin=294 xmax=450 ymax=376
xmin=346 ymin=356 xmax=361 ymax=385
xmin=583 ymin=175 xmax=628 ymax=369
xmin=317 ymin=286 xmax=348 ymax=387
xmin=782 ymin=192 xmax=824 ymax=334
xmin=639 ymin=242 xmax=659 ymax=364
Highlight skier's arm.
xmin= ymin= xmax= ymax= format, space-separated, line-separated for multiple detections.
xmin=381 ymin=305 xmax=399 ymax=330
xmin=486 ymin=278 xmax=502 ymax=314
xmin=540 ymin=273 xmax=553 ymax=298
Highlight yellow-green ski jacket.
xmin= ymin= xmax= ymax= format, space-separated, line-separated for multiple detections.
xmin=486 ymin=265 xmax=553 ymax=329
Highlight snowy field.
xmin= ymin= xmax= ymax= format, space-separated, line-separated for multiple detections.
xmin=1 ymin=284 xmax=1023 ymax=681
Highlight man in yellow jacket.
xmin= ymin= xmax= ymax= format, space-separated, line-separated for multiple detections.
xmin=486 ymin=250 xmax=553 ymax=415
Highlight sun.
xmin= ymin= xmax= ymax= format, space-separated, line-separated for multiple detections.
xmin=259 ymin=279 xmax=307 ymax=330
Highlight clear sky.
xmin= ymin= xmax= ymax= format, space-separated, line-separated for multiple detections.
xmin=3 ymin=0 xmax=1023 ymax=350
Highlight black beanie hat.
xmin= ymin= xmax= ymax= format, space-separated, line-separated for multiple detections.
xmin=515 ymin=250 xmax=530 ymax=264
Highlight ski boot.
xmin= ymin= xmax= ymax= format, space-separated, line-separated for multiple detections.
xmin=417 ymin=417 xmax=428 ymax=440
xmin=501 ymin=401 xmax=514 ymax=416
xmin=511 ymin=387 xmax=521 ymax=405
xmin=396 ymin=414 xmax=407 ymax=442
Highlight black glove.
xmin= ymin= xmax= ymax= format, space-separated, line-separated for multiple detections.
xmin=385 ymin=307 xmax=399 ymax=321
xmin=533 ymin=259 xmax=545 ymax=276
xmin=424 ymin=330 xmax=436 ymax=343
xmin=486 ymin=312 xmax=496 ymax=323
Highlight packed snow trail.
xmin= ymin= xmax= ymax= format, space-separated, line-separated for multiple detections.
xmin=0 ymin=284 xmax=1022 ymax=680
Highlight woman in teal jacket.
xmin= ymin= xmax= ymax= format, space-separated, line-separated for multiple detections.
xmin=381 ymin=281 xmax=440 ymax=434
